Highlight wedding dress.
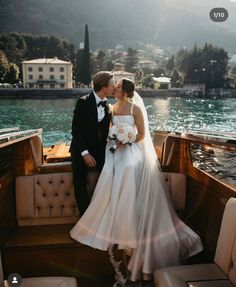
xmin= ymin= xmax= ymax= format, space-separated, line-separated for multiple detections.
xmin=70 ymin=93 xmax=203 ymax=282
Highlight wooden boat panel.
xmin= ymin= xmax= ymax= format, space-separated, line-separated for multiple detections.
xmin=3 ymin=225 xmax=113 ymax=286
xmin=0 ymin=145 xmax=17 ymax=249
xmin=44 ymin=144 xmax=71 ymax=163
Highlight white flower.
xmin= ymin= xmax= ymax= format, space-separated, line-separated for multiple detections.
xmin=108 ymin=123 xmax=136 ymax=153
xmin=109 ymin=125 xmax=119 ymax=138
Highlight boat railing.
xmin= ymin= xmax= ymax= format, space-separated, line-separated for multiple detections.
xmin=152 ymin=130 xmax=236 ymax=189
xmin=185 ymin=130 xmax=236 ymax=141
xmin=0 ymin=127 xmax=20 ymax=134
xmin=187 ymin=129 xmax=236 ymax=137
xmin=161 ymin=131 xmax=236 ymax=147
xmin=0 ymin=129 xmax=43 ymax=148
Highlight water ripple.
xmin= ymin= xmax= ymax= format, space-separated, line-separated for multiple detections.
xmin=0 ymin=97 xmax=235 ymax=146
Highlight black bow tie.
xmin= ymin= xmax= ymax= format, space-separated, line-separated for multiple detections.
xmin=97 ymin=100 xmax=107 ymax=107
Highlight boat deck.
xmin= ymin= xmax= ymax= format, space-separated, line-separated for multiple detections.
xmin=3 ymin=224 xmax=114 ymax=287
xmin=43 ymin=143 xmax=71 ymax=163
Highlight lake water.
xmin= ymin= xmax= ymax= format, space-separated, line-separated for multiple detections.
xmin=1 ymin=97 xmax=236 ymax=186
xmin=0 ymin=97 xmax=236 ymax=146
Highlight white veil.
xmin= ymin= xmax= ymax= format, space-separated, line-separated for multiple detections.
xmin=129 ymin=91 xmax=203 ymax=278
xmin=132 ymin=91 xmax=164 ymax=172
xmin=132 ymin=91 xmax=176 ymax=209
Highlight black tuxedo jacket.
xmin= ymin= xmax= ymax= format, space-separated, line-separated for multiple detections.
xmin=70 ymin=92 xmax=111 ymax=169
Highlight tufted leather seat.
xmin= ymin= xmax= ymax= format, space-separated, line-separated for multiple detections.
xmin=15 ymin=172 xmax=186 ymax=226
xmin=154 ymin=197 xmax=236 ymax=287
xmin=16 ymin=172 xmax=79 ymax=226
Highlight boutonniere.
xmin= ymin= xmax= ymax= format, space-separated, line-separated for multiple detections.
xmin=100 ymin=97 xmax=110 ymax=113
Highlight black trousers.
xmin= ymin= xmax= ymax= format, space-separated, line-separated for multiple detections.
xmin=71 ymin=152 xmax=90 ymax=216
xmin=71 ymin=149 xmax=104 ymax=216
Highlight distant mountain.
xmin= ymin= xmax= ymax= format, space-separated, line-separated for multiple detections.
xmin=0 ymin=0 xmax=236 ymax=52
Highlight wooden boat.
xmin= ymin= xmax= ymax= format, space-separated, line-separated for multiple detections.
xmin=0 ymin=127 xmax=235 ymax=287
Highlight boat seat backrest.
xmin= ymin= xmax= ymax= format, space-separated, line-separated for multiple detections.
xmin=15 ymin=172 xmax=186 ymax=226
xmin=29 ymin=135 xmax=43 ymax=167
xmin=154 ymin=197 xmax=236 ymax=287
xmin=229 ymin=238 xmax=236 ymax=286
xmin=214 ymin=198 xmax=236 ymax=279
xmin=16 ymin=172 xmax=79 ymax=226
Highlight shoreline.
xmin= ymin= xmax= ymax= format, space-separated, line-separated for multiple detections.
xmin=0 ymin=88 xmax=235 ymax=99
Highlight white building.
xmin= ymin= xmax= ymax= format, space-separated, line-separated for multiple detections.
xmin=138 ymin=60 xmax=157 ymax=70
xmin=112 ymin=70 xmax=135 ymax=83
xmin=22 ymin=57 xmax=73 ymax=89
xmin=153 ymin=76 xmax=171 ymax=89
xmin=113 ymin=62 xmax=125 ymax=71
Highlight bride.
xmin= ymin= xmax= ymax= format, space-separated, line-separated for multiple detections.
xmin=70 ymin=78 xmax=203 ymax=286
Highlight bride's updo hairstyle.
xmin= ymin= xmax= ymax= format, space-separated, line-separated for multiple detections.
xmin=122 ymin=78 xmax=135 ymax=99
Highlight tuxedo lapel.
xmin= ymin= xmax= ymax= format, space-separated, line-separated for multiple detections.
xmin=88 ymin=92 xmax=98 ymax=123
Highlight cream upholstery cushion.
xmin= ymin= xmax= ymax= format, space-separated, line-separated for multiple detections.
xmin=154 ymin=264 xmax=227 ymax=287
xmin=5 ymin=277 xmax=77 ymax=287
xmin=16 ymin=172 xmax=186 ymax=226
xmin=187 ymin=281 xmax=234 ymax=287
xmin=16 ymin=173 xmax=79 ymax=226
xmin=214 ymin=198 xmax=236 ymax=275
xmin=229 ymin=238 xmax=236 ymax=286
xmin=154 ymin=198 xmax=236 ymax=287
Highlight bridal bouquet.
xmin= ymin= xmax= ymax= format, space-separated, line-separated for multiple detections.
xmin=108 ymin=123 xmax=136 ymax=153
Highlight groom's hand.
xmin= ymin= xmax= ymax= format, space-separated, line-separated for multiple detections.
xmin=115 ymin=139 xmax=122 ymax=148
xmin=83 ymin=153 xmax=97 ymax=168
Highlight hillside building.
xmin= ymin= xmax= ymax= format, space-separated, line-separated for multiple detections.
xmin=112 ymin=70 xmax=135 ymax=83
xmin=22 ymin=58 xmax=73 ymax=89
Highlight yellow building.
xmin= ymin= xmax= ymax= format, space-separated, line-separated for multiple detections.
xmin=22 ymin=57 xmax=73 ymax=89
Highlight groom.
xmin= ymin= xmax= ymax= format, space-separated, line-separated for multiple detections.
xmin=70 ymin=71 xmax=115 ymax=216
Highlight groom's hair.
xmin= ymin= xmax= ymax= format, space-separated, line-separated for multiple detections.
xmin=93 ymin=71 xmax=113 ymax=92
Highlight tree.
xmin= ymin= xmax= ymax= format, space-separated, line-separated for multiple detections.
xmin=125 ymin=48 xmax=138 ymax=73
xmin=0 ymin=50 xmax=10 ymax=82
xmin=166 ymin=56 xmax=175 ymax=72
xmin=6 ymin=63 xmax=20 ymax=83
xmin=153 ymin=67 xmax=165 ymax=77
xmin=74 ymin=49 xmax=84 ymax=85
xmin=176 ymin=44 xmax=229 ymax=88
xmin=135 ymin=69 xmax=144 ymax=86
xmin=231 ymin=67 xmax=236 ymax=75
xmin=96 ymin=50 xmax=107 ymax=71
xmin=106 ymin=60 xmax=114 ymax=71
xmin=0 ymin=32 xmax=76 ymax=82
xmin=0 ymin=33 xmax=26 ymax=68
xmin=142 ymin=74 xmax=155 ymax=88
xmin=81 ymin=24 xmax=91 ymax=86
xmin=171 ymin=69 xmax=181 ymax=87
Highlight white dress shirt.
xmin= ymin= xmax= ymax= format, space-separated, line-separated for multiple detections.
xmin=94 ymin=92 xmax=107 ymax=122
